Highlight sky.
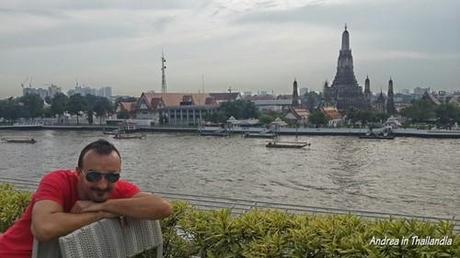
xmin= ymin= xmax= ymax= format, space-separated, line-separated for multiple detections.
xmin=0 ymin=0 xmax=459 ymax=98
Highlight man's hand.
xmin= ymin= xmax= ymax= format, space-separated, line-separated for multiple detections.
xmin=71 ymin=200 xmax=102 ymax=213
xmin=71 ymin=200 xmax=118 ymax=218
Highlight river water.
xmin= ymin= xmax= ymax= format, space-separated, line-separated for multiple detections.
xmin=0 ymin=130 xmax=458 ymax=218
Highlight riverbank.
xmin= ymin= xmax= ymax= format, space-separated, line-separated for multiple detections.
xmin=2 ymin=124 xmax=460 ymax=138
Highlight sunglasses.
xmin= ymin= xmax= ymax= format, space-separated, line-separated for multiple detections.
xmin=84 ymin=170 xmax=120 ymax=183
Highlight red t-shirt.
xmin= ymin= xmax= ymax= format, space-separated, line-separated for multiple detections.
xmin=0 ymin=170 xmax=140 ymax=258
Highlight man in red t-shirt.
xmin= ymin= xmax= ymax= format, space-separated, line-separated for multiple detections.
xmin=0 ymin=139 xmax=172 ymax=258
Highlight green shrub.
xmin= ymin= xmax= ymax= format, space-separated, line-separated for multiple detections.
xmin=1 ymin=184 xmax=459 ymax=257
xmin=0 ymin=184 xmax=32 ymax=232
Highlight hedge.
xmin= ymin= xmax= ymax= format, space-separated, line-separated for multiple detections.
xmin=1 ymin=184 xmax=459 ymax=257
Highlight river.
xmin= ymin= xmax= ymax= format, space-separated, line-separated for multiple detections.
xmin=0 ymin=130 xmax=458 ymax=218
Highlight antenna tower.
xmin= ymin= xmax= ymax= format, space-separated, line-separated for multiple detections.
xmin=161 ymin=50 xmax=167 ymax=93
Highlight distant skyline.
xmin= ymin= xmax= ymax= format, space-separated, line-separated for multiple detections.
xmin=1 ymin=0 xmax=459 ymax=98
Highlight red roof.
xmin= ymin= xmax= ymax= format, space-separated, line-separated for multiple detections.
xmin=321 ymin=106 xmax=342 ymax=120
xmin=118 ymin=102 xmax=136 ymax=113
xmin=209 ymin=93 xmax=240 ymax=102
xmin=139 ymin=92 xmax=214 ymax=108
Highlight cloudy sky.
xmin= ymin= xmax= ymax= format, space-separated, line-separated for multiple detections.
xmin=0 ymin=0 xmax=459 ymax=98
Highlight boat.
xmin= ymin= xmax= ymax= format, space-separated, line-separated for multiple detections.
xmin=359 ymin=134 xmax=395 ymax=140
xmin=1 ymin=137 xmax=36 ymax=144
xmin=103 ymin=129 xmax=119 ymax=135
xmin=243 ymin=129 xmax=276 ymax=139
xmin=265 ymin=141 xmax=310 ymax=149
xmin=199 ymin=128 xmax=230 ymax=137
xmin=104 ymin=122 xmax=137 ymax=135
xmin=113 ymin=133 xmax=144 ymax=139
xmin=359 ymin=126 xmax=395 ymax=140
xmin=244 ymin=132 xmax=277 ymax=138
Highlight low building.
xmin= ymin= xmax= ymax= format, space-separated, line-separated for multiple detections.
xmin=321 ymin=106 xmax=343 ymax=127
xmin=284 ymin=107 xmax=310 ymax=126
xmin=244 ymin=95 xmax=292 ymax=112
xmin=321 ymin=106 xmax=342 ymax=120
xmin=120 ymin=92 xmax=239 ymax=126
xmin=116 ymin=101 xmax=137 ymax=118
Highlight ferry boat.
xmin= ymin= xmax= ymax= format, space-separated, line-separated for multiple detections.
xmin=359 ymin=134 xmax=395 ymax=140
xmin=113 ymin=133 xmax=144 ymax=139
xmin=266 ymin=141 xmax=310 ymax=149
xmin=1 ymin=137 xmax=36 ymax=144
xmin=199 ymin=127 xmax=230 ymax=137
xmin=104 ymin=121 xmax=137 ymax=135
xmin=243 ymin=129 xmax=276 ymax=139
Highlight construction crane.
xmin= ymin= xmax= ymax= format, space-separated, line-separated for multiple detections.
xmin=20 ymin=77 xmax=28 ymax=89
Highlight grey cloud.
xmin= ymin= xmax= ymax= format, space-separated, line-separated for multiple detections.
xmin=234 ymin=0 xmax=460 ymax=54
xmin=0 ymin=7 xmax=69 ymax=19
xmin=0 ymin=19 xmax=138 ymax=49
xmin=0 ymin=0 xmax=213 ymax=11
xmin=151 ymin=16 xmax=176 ymax=32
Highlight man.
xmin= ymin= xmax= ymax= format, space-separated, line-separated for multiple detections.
xmin=0 ymin=139 xmax=172 ymax=258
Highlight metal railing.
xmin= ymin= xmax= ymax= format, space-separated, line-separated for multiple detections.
xmin=1 ymin=177 xmax=458 ymax=232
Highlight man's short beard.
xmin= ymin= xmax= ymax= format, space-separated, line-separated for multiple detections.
xmin=90 ymin=188 xmax=111 ymax=202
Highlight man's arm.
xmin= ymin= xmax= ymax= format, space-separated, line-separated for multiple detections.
xmin=76 ymin=192 xmax=172 ymax=219
xmin=31 ymin=200 xmax=115 ymax=242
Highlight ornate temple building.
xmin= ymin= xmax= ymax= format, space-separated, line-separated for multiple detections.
xmin=371 ymin=78 xmax=396 ymax=114
xmin=324 ymin=25 xmax=368 ymax=111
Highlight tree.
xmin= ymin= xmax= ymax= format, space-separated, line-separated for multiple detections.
xmin=258 ymin=114 xmax=275 ymax=125
xmin=0 ymin=97 xmax=21 ymax=122
xmin=67 ymin=94 xmax=87 ymax=125
xmin=203 ymin=111 xmax=226 ymax=124
xmin=117 ymin=110 xmax=130 ymax=119
xmin=93 ymin=97 xmax=113 ymax=124
xmin=400 ymin=99 xmax=436 ymax=123
xmin=308 ymin=111 xmax=328 ymax=127
xmin=50 ymin=93 xmax=69 ymax=121
xmin=84 ymin=94 xmax=98 ymax=124
xmin=304 ymin=92 xmax=321 ymax=112
xmin=345 ymin=109 xmax=388 ymax=126
xmin=435 ymin=103 xmax=460 ymax=128
xmin=19 ymin=93 xmax=44 ymax=118
xmin=204 ymin=100 xmax=259 ymax=123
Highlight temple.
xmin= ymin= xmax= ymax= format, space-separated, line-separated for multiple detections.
xmin=324 ymin=25 xmax=368 ymax=111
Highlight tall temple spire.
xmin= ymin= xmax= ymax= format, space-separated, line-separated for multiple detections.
xmin=341 ymin=24 xmax=350 ymax=50
xmin=324 ymin=25 xmax=367 ymax=110
xmin=364 ymin=75 xmax=371 ymax=103
xmin=386 ymin=77 xmax=395 ymax=114
xmin=292 ymin=79 xmax=300 ymax=107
